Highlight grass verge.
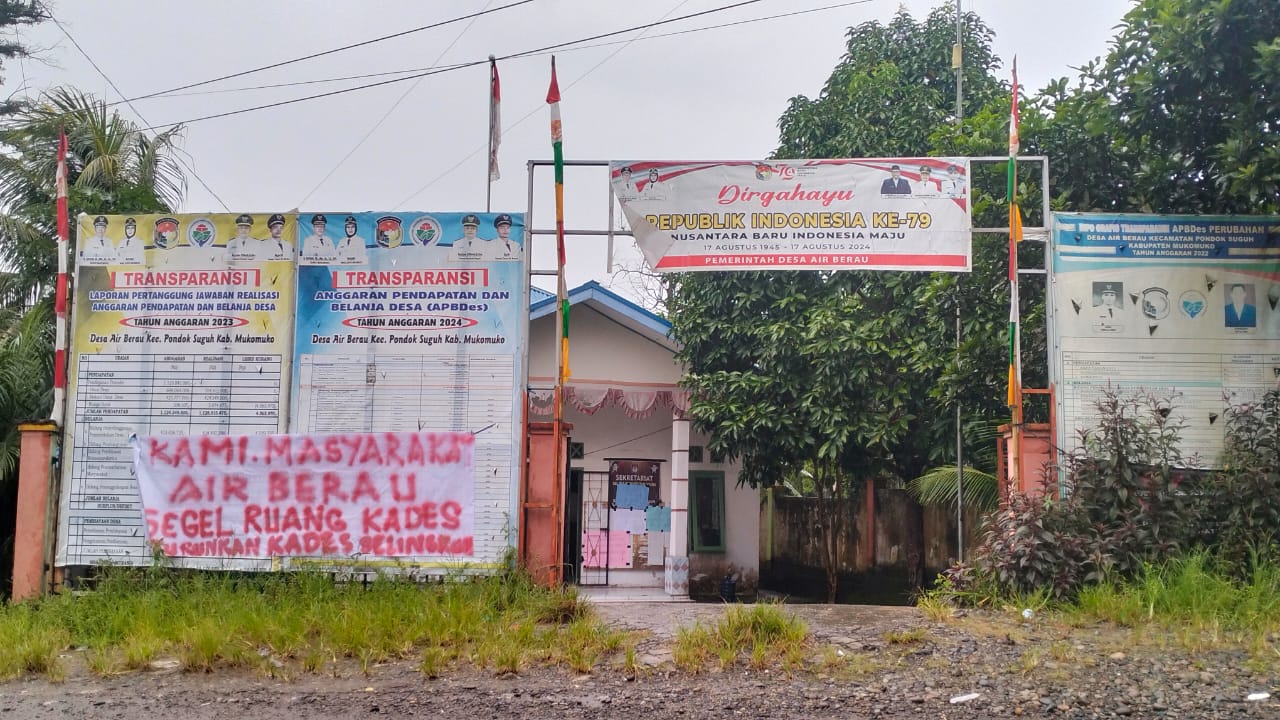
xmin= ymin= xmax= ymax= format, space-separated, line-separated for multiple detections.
xmin=0 ymin=566 xmax=624 ymax=681
xmin=673 ymin=603 xmax=808 ymax=673
xmin=1069 ymin=553 xmax=1280 ymax=641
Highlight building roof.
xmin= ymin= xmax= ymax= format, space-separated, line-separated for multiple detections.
xmin=530 ymin=280 xmax=676 ymax=351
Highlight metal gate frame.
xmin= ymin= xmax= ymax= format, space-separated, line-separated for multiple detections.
xmin=577 ymin=470 xmax=610 ymax=586
xmin=521 ymin=156 xmax=1053 ymax=570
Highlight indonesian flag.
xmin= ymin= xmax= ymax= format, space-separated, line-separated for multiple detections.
xmin=56 ymin=131 xmax=68 ymax=242
xmin=489 ymin=57 xmax=501 ymax=182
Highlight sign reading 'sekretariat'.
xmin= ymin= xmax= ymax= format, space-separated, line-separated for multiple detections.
xmin=611 ymin=159 xmax=972 ymax=273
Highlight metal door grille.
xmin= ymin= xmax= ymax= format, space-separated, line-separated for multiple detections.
xmin=577 ymin=471 xmax=610 ymax=586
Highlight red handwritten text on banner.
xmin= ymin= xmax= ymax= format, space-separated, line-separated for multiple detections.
xmin=133 ymin=431 xmax=475 ymax=559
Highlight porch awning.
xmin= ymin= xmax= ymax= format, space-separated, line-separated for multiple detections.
xmin=528 ymin=378 xmax=689 ymax=420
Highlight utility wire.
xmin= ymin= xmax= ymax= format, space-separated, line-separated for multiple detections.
xmin=115 ymin=0 xmax=536 ymax=105
xmin=294 ymin=0 xmax=495 ymax=208
xmin=139 ymin=0 xmax=768 ymax=132
xmin=394 ymin=0 xmax=875 ymax=205
xmin=126 ymin=66 xmax=459 ymax=100
xmin=51 ymin=17 xmax=232 ymax=211
xmin=395 ymin=0 xmax=695 ymax=207
xmin=125 ymin=0 xmax=872 ymax=103
xmin=583 ymin=423 xmax=673 ymax=457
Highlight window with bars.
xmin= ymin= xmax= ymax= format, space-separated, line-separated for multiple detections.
xmin=689 ymin=470 xmax=725 ymax=553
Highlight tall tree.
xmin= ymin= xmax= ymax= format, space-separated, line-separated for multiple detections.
xmin=0 ymin=87 xmax=186 ymax=305
xmin=1039 ymin=0 xmax=1280 ymax=214
xmin=0 ymin=0 xmax=46 ymax=115
xmin=776 ymin=6 xmax=1002 ymax=159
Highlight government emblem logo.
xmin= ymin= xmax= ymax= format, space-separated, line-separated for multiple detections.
xmin=375 ymin=216 xmax=403 ymax=248
xmin=410 ymin=215 xmax=442 ymax=246
xmin=186 ymin=217 xmax=216 ymax=247
xmin=154 ymin=217 xmax=180 ymax=249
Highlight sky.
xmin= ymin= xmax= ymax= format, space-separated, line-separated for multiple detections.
xmin=2 ymin=0 xmax=1134 ymax=301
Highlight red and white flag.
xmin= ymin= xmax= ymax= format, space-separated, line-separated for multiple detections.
xmin=56 ymin=131 xmax=68 ymax=242
xmin=488 ymin=57 xmax=501 ymax=182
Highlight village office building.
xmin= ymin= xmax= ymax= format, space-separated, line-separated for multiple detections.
xmin=528 ymin=283 xmax=759 ymax=598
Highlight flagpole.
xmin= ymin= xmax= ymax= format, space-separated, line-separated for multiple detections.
xmin=52 ymin=130 xmax=69 ymax=428
xmin=487 ymin=55 xmax=499 ymax=213
xmin=1007 ymin=59 xmax=1024 ymax=491
xmin=547 ymin=56 xmax=568 ymax=585
xmin=953 ymin=0 xmax=964 ymax=561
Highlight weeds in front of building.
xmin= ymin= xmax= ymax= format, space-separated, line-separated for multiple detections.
xmin=0 ymin=565 xmax=629 ymax=681
xmin=924 ymin=388 xmax=1280 ymax=667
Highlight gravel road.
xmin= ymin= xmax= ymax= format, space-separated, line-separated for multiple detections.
xmin=2 ymin=602 xmax=1276 ymax=719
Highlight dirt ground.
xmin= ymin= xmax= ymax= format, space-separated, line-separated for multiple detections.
xmin=3 ymin=602 xmax=1278 ymax=719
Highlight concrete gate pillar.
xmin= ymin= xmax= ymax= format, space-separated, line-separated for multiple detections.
xmin=665 ymin=415 xmax=689 ymax=596
xmin=12 ymin=422 xmax=59 ymax=602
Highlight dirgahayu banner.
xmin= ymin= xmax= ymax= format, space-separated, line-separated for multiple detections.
xmin=611 ymin=159 xmax=972 ymax=272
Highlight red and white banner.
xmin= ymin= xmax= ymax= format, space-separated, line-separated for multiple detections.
xmin=611 ymin=159 xmax=972 ymax=272
xmin=134 ymin=431 xmax=475 ymax=560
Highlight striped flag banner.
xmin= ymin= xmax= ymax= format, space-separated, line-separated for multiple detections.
xmin=489 ymin=57 xmax=501 ymax=182
xmin=547 ymin=56 xmax=569 ymax=379
xmin=1006 ymin=58 xmax=1021 ymax=408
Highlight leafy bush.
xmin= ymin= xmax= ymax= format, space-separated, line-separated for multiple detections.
xmin=959 ymin=388 xmax=1280 ymax=600
xmin=1206 ymin=390 xmax=1280 ymax=567
xmin=968 ymin=491 xmax=1090 ymax=598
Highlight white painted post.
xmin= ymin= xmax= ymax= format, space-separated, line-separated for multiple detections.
xmin=666 ymin=415 xmax=690 ymax=595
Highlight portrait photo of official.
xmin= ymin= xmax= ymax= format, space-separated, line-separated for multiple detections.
xmin=261 ymin=213 xmax=293 ymax=261
xmin=1092 ymin=281 xmax=1124 ymax=320
xmin=1224 ymin=283 xmax=1257 ymax=328
xmin=115 ymin=217 xmax=145 ymax=265
xmin=80 ymin=214 xmax=117 ymax=265
xmin=941 ymin=164 xmax=967 ymax=198
xmin=614 ymin=165 xmax=639 ymax=202
xmin=335 ymin=215 xmax=368 ymax=264
xmin=880 ymin=164 xmax=911 ymax=195
xmin=300 ymin=213 xmax=338 ymax=265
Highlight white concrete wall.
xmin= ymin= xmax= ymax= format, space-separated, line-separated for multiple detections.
xmin=529 ymin=303 xmax=681 ymax=384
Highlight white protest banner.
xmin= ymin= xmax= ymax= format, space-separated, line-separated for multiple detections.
xmin=611 ymin=159 xmax=972 ymax=272
xmin=134 ymin=431 xmax=475 ymax=560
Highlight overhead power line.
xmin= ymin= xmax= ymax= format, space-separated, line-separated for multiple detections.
xmin=130 ymin=0 xmax=873 ymax=104
xmin=51 ymin=17 xmax=232 ymax=212
xmin=294 ymin=0 xmax=497 ymax=208
xmin=139 ymin=0 xmax=769 ymax=132
xmin=394 ymin=0 xmax=877 ymax=205
xmin=115 ymin=0 xmax=536 ymax=106
xmin=394 ymin=0 xmax=705 ymax=207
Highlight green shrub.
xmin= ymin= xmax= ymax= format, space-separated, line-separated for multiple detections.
xmin=959 ymin=388 xmax=1280 ymax=601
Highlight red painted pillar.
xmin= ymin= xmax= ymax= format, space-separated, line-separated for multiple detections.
xmin=12 ymin=422 xmax=58 ymax=602
xmin=521 ymin=421 xmax=570 ymax=587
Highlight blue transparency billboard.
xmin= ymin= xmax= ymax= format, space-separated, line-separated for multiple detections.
xmin=291 ymin=211 xmax=526 ymax=567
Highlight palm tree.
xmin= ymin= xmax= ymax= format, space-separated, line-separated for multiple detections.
xmin=905 ymin=422 xmax=1002 ymax=513
xmin=0 ymin=300 xmax=51 ymax=597
xmin=0 ymin=88 xmax=186 ymax=597
xmin=0 ymin=87 xmax=186 ymax=305
xmin=0 ymin=301 xmax=52 ymax=480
